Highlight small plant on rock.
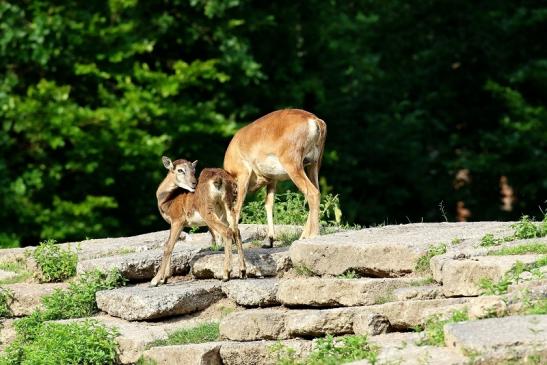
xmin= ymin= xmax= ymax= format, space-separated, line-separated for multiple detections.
xmin=32 ymin=239 xmax=78 ymax=282
xmin=512 ymin=215 xmax=545 ymax=239
xmin=0 ymin=287 xmax=13 ymax=318
xmin=1 ymin=320 xmax=118 ymax=365
xmin=415 ymin=243 xmax=447 ymax=272
xmin=416 ymin=310 xmax=469 ymax=346
xmin=148 ymin=322 xmax=219 ymax=348
xmin=294 ymin=263 xmax=315 ymax=277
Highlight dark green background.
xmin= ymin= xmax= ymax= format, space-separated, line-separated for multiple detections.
xmin=1 ymin=0 xmax=546 ymax=247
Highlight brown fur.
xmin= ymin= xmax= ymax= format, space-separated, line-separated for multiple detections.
xmin=152 ymin=160 xmax=246 ymax=285
xmin=224 ymin=109 xmax=327 ymax=246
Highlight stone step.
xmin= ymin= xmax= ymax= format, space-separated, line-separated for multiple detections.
xmin=289 ymin=222 xmax=513 ymax=277
xmin=0 ymin=270 xmax=18 ymax=282
xmin=143 ymin=342 xmax=222 ymax=365
xmin=220 ymin=339 xmax=312 ymax=365
xmin=432 ymin=254 xmax=543 ymax=297
xmin=444 ymin=315 xmax=547 ymax=364
xmin=221 ymin=278 xmax=279 ymax=307
xmin=0 ymin=318 xmax=16 ymax=352
xmin=96 ymin=280 xmax=223 ymax=321
xmin=54 ymin=298 xmax=238 ymax=364
xmin=77 ymin=244 xmax=209 ymax=281
xmin=276 ymin=277 xmax=418 ymax=307
xmin=346 ymin=332 xmax=468 ymax=365
xmin=392 ymin=284 xmax=444 ymax=301
xmin=3 ymin=282 xmax=67 ymax=316
xmin=192 ymin=248 xmax=290 ymax=280
xmin=219 ymin=296 xmax=507 ymax=341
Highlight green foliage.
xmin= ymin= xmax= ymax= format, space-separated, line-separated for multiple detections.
xmin=0 ymin=287 xmax=13 ymax=317
xmin=480 ymin=234 xmax=504 ymax=247
xmin=1 ymin=0 xmax=547 ymax=246
xmin=148 ymin=322 xmax=219 ymax=348
xmin=512 ymin=216 xmax=547 ymax=240
xmin=271 ymin=335 xmax=378 ymax=365
xmin=32 ymin=240 xmax=77 ymax=282
xmin=241 ymin=191 xmax=342 ymax=227
xmin=480 ymin=257 xmax=546 ymax=295
xmin=0 ymin=269 xmax=124 ymax=364
xmin=337 ymin=270 xmax=359 ymax=279
xmin=417 ymin=310 xmax=469 ymax=347
xmin=293 ymin=263 xmax=315 ymax=277
xmin=524 ymin=299 xmax=547 ymax=315
xmin=136 ymin=357 xmax=158 ymax=365
xmin=415 ymin=244 xmax=447 ymax=272
xmin=40 ymin=269 xmax=126 ymax=320
xmin=0 ymin=320 xmax=118 ymax=365
xmin=277 ymin=231 xmax=301 ymax=247
xmin=488 ymin=243 xmax=547 ymax=256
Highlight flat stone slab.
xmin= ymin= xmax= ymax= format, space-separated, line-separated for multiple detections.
xmin=220 ymin=339 xmax=312 ymax=365
xmin=290 ymin=222 xmax=513 ymax=277
xmin=3 ymin=283 xmax=67 ymax=316
xmin=445 ymin=315 xmax=547 ymax=363
xmin=192 ymin=248 xmax=290 ymax=280
xmin=0 ymin=319 xmax=16 ymax=352
xmin=392 ymin=284 xmax=444 ymax=301
xmin=77 ymin=243 xmax=209 ymax=281
xmin=277 ymin=277 xmax=417 ymax=307
xmin=221 ymin=278 xmax=279 ymax=307
xmin=96 ymin=280 xmax=223 ymax=320
xmin=143 ymin=343 xmax=222 ymax=365
xmin=435 ymin=255 xmax=543 ymax=297
xmin=0 ymin=270 xmax=18 ymax=282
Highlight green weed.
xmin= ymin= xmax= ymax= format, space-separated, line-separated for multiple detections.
xmin=277 ymin=231 xmax=301 ymax=247
xmin=136 ymin=357 xmax=158 ymax=365
xmin=271 ymin=335 xmax=378 ymax=365
xmin=0 ymin=320 xmax=118 ymax=365
xmin=0 ymin=287 xmax=13 ymax=317
xmin=480 ymin=233 xmax=503 ymax=247
xmin=32 ymin=240 xmax=78 ymax=282
xmin=337 ymin=270 xmax=359 ymax=279
xmin=241 ymin=190 xmax=342 ymax=227
xmin=294 ymin=263 xmax=315 ymax=277
xmin=512 ymin=215 xmax=546 ymax=239
xmin=417 ymin=310 xmax=469 ymax=346
xmin=148 ymin=322 xmax=219 ymax=348
xmin=415 ymin=244 xmax=447 ymax=272
xmin=488 ymin=242 xmax=547 ymax=256
xmin=410 ymin=277 xmax=435 ymax=286
xmin=480 ymin=257 xmax=546 ymax=295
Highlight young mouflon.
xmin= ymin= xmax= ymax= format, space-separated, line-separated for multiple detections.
xmin=152 ymin=156 xmax=246 ymax=285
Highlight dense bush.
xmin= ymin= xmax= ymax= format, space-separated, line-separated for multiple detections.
xmin=32 ymin=240 xmax=77 ymax=282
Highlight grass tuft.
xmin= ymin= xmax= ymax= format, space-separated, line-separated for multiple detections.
xmin=148 ymin=322 xmax=219 ymax=348
xmin=271 ymin=334 xmax=378 ymax=365
xmin=0 ymin=287 xmax=13 ymax=318
xmin=488 ymin=242 xmax=547 ymax=256
xmin=337 ymin=269 xmax=359 ymax=279
xmin=416 ymin=310 xmax=469 ymax=346
xmin=0 ymin=261 xmax=31 ymax=285
xmin=293 ymin=263 xmax=315 ymax=277
xmin=415 ymin=243 xmax=447 ymax=272
xmin=480 ymin=256 xmax=546 ymax=295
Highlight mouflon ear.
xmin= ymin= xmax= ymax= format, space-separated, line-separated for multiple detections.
xmin=191 ymin=160 xmax=198 ymax=169
xmin=162 ymin=156 xmax=173 ymax=170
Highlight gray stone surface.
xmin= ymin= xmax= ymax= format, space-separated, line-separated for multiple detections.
xmin=4 ymin=283 xmax=67 ymax=316
xmin=220 ymin=340 xmax=313 ymax=365
xmin=77 ymin=243 xmax=209 ymax=281
xmin=143 ymin=343 xmax=222 ymax=365
xmin=221 ymin=278 xmax=279 ymax=307
xmin=445 ymin=315 xmax=547 ymax=364
xmin=436 ymin=255 xmax=543 ymax=297
xmin=290 ymin=222 xmax=513 ymax=277
xmin=192 ymin=248 xmax=290 ymax=279
xmin=0 ymin=319 xmax=16 ymax=352
xmin=219 ymin=295 xmax=511 ymax=341
xmin=352 ymin=313 xmax=390 ymax=336
xmin=277 ymin=277 xmax=416 ymax=307
xmin=96 ymin=280 xmax=223 ymax=320
xmin=392 ymin=284 xmax=444 ymax=301
xmin=0 ymin=270 xmax=17 ymax=282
